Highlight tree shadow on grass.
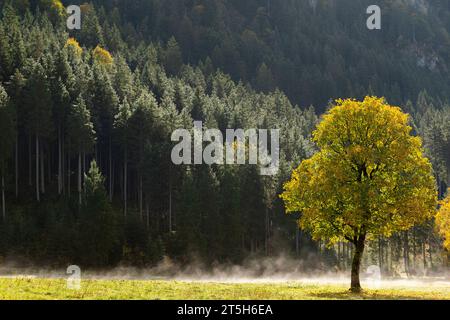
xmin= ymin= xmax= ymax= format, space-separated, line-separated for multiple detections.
xmin=310 ymin=291 xmax=428 ymax=300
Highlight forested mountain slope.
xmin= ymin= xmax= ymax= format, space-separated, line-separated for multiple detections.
xmin=59 ymin=0 xmax=450 ymax=110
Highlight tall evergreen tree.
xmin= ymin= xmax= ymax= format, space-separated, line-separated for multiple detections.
xmin=0 ymin=84 xmax=14 ymax=219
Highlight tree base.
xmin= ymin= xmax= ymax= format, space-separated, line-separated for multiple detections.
xmin=349 ymin=287 xmax=363 ymax=294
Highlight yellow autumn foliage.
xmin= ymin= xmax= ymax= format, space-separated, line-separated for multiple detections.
xmin=93 ymin=46 xmax=113 ymax=65
xmin=281 ymin=96 xmax=437 ymax=245
xmin=436 ymin=190 xmax=450 ymax=251
xmin=65 ymin=38 xmax=83 ymax=57
xmin=40 ymin=0 xmax=65 ymax=17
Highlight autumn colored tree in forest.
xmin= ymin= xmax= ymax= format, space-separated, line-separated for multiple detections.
xmin=281 ymin=97 xmax=437 ymax=292
xmin=436 ymin=190 xmax=450 ymax=251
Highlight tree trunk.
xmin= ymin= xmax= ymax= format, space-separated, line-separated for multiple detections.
xmin=378 ymin=238 xmax=383 ymax=272
xmin=58 ymin=126 xmax=62 ymax=195
xmin=1 ymin=174 xmax=5 ymax=220
xmin=429 ymin=240 xmax=433 ymax=269
xmin=422 ymin=241 xmax=427 ymax=276
xmin=111 ymin=161 xmax=114 ymax=202
xmin=109 ymin=137 xmax=112 ymax=202
xmin=265 ymin=207 xmax=269 ymax=255
xmin=62 ymin=134 xmax=65 ymax=195
xmin=386 ymin=239 xmax=390 ymax=275
xmin=124 ymin=147 xmax=127 ymax=217
xmin=139 ymin=173 xmax=143 ymax=221
xmin=78 ymin=152 xmax=82 ymax=206
xmin=36 ymin=135 xmax=40 ymax=202
xmin=40 ymin=146 xmax=45 ymax=194
xmin=403 ymin=231 xmax=410 ymax=277
xmin=169 ymin=183 xmax=172 ymax=232
xmin=15 ymin=138 xmax=18 ymax=198
xmin=83 ymin=150 xmax=86 ymax=195
xmin=28 ymin=135 xmax=32 ymax=186
xmin=350 ymin=234 xmax=366 ymax=292
xmin=68 ymin=142 xmax=71 ymax=196
xmin=146 ymin=199 xmax=150 ymax=229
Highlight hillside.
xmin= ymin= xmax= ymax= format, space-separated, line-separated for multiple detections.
xmin=60 ymin=0 xmax=450 ymax=110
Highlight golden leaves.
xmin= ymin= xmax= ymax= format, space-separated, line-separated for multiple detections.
xmin=93 ymin=46 xmax=113 ymax=65
xmin=280 ymin=96 xmax=437 ymax=245
xmin=40 ymin=0 xmax=65 ymax=17
xmin=65 ymin=38 xmax=82 ymax=57
xmin=436 ymin=191 xmax=450 ymax=250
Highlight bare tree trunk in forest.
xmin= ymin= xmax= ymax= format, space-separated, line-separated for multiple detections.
xmin=139 ymin=174 xmax=143 ymax=221
xmin=389 ymin=239 xmax=394 ymax=274
xmin=47 ymin=146 xmax=51 ymax=182
xmin=146 ymin=199 xmax=150 ymax=229
xmin=58 ymin=127 xmax=62 ymax=195
xmin=429 ymin=241 xmax=433 ymax=269
xmin=67 ymin=143 xmax=71 ymax=196
xmin=403 ymin=231 xmax=410 ymax=277
xmin=168 ymin=165 xmax=172 ymax=232
xmin=36 ymin=135 xmax=40 ymax=202
xmin=378 ymin=238 xmax=383 ymax=272
xmin=62 ymin=135 xmax=65 ymax=195
xmin=295 ymin=227 xmax=300 ymax=257
xmin=265 ymin=207 xmax=269 ymax=255
xmin=109 ymin=138 xmax=112 ymax=202
xmin=28 ymin=135 xmax=32 ymax=186
xmin=169 ymin=184 xmax=172 ymax=232
xmin=386 ymin=239 xmax=390 ymax=275
xmin=139 ymin=137 xmax=143 ymax=220
xmin=1 ymin=174 xmax=5 ymax=220
xmin=350 ymin=234 xmax=366 ymax=293
xmin=422 ymin=241 xmax=427 ymax=275
xmin=348 ymin=243 xmax=352 ymax=268
xmin=123 ymin=147 xmax=127 ymax=217
xmin=78 ymin=152 xmax=81 ymax=206
xmin=83 ymin=150 xmax=86 ymax=196
xmin=111 ymin=161 xmax=114 ymax=202
xmin=40 ymin=146 xmax=45 ymax=194
xmin=15 ymin=138 xmax=18 ymax=198
xmin=337 ymin=242 xmax=341 ymax=269
xmin=344 ymin=243 xmax=347 ymax=268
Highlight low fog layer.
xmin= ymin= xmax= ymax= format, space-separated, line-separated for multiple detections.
xmin=1 ymin=255 xmax=449 ymax=289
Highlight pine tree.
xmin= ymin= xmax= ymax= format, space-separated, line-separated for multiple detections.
xmin=0 ymin=84 xmax=14 ymax=219
xmin=128 ymin=91 xmax=157 ymax=220
xmin=78 ymin=160 xmax=119 ymax=267
xmin=114 ymin=98 xmax=132 ymax=216
xmin=67 ymin=95 xmax=95 ymax=205
xmin=164 ymin=37 xmax=183 ymax=76
xmin=22 ymin=61 xmax=53 ymax=202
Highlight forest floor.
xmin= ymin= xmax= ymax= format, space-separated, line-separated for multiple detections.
xmin=0 ymin=277 xmax=449 ymax=300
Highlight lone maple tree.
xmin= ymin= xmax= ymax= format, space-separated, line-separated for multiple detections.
xmin=281 ymin=97 xmax=437 ymax=292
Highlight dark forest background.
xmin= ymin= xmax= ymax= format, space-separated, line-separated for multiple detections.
xmin=0 ymin=0 xmax=449 ymax=275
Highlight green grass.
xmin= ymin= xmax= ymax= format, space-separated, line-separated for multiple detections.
xmin=0 ymin=278 xmax=449 ymax=300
